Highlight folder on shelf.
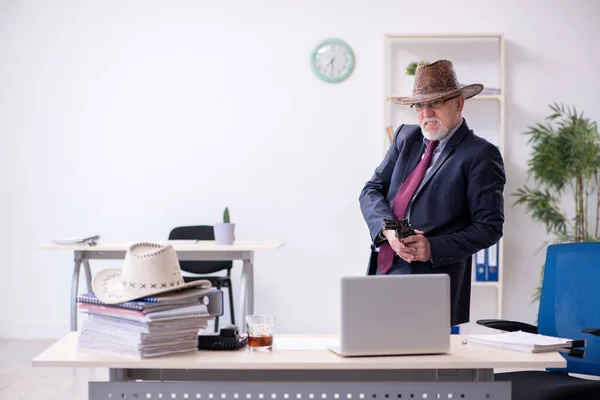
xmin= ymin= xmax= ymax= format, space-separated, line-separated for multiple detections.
xmin=487 ymin=243 xmax=499 ymax=281
xmin=475 ymin=249 xmax=487 ymax=281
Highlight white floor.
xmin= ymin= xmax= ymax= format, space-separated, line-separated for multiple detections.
xmin=0 ymin=338 xmax=107 ymax=400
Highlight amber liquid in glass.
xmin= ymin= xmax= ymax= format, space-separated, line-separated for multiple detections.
xmin=248 ymin=335 xmax=273 ymax=348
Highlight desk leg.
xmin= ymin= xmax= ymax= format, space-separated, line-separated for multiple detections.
xmin=240 ymin=251 xmax=255 ymax=332
xmin=83 ymin=260 xmax=92 ymax=293
xmin=70 ymin=257 xmax=82 ymax=332
xmin=109 ymin=368 xmax=133 ymax=382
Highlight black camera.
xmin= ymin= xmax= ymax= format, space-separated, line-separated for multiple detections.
xmin=382 ymin=219 xmax=415 ymax=239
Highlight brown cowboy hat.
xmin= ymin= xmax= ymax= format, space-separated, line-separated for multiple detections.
xmin=389 ymin=60 xmax=483 ymax=105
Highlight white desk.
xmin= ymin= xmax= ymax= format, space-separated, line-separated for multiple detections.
xmin=39 ymin=240 xmax=285 ymax=331
xmin=33 ymin=333 xmax=566 ymax=400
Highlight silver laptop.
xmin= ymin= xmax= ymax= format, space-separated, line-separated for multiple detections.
xmin=328 ymin=274 xmax=451 ymax=357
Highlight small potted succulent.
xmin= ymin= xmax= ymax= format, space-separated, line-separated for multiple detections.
xmin=214 ymin=207 xmax=235 ymax=245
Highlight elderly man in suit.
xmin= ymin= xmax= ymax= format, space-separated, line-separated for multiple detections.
xmin=359 ymin=60 xmax=506 ymax=326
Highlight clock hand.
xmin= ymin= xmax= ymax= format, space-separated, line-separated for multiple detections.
xmin=329 ymin=57 xmax=335 ymax=76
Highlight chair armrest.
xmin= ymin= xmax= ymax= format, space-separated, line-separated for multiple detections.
xmin=581 ymin=328 xmax=600 ymax=337
xmin=561 ymin=348 xmax=585 ymax=359
xmin=476 ymin=319 xmax=538 ymax=333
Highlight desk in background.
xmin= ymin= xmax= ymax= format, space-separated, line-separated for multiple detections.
xmin=39 ymin=240 xmax=285 ymax=331
xmin=33 ymin=333 xmax=566 ymax=400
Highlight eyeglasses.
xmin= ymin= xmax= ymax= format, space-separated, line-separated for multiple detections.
xmin=410 ymin=95 xmax=459 ymax=112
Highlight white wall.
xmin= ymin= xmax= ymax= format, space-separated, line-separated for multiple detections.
xmin=1 ymin=0 xmax=599 ymax=339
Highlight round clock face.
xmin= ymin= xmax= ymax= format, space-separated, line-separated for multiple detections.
xmin=311 ymin=38 xmax=355 ymax=83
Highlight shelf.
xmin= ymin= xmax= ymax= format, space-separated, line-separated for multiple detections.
xmin=472 ymin=281 xmax=500 ymax=288
xmin=385 ymin=94 xmax=502 ymax=102
xmin=385 ymin=33 xmax=503 ymax=104
xmin=385 ymin=33 xmax=503 ymax=40
xmin=474 ymin=94 xmax=503 ymax=101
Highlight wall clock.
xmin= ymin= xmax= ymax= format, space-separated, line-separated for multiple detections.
xmin=310 ymin=38 xmax=355 ymax=83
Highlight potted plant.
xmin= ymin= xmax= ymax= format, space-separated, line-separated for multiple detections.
xmin=214 ymin=207 xmax=235 ymax=245
xmin=405 ymin=61 xmax=429 ymax=76
xmin=513 ymin=102 xmax=600 ymax=303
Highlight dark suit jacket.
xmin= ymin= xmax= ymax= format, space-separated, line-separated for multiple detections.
xmin=359 ymin=119 xmax=506 ymax=326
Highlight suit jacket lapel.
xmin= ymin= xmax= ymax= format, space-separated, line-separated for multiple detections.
xmin=414 ymin=120 xmax=470 ymax=197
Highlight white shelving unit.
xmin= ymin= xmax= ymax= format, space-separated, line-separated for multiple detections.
xmin=383 ymin=33 xmax=505 ymax=330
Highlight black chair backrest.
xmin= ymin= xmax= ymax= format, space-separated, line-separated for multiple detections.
xmin=366 ymin=245 xmax=378 ymax=275
xmin=168 ymin=225 xmax=233 ymax=275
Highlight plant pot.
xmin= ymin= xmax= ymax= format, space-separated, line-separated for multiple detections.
xmin=214 ymin=223 xmax=235 ymax=245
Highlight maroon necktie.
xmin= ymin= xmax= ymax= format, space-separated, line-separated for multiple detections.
xmin=377 ymin=140 xmax=439 ymax=274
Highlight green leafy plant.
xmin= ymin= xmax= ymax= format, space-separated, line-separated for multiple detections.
xmin=513 ymin=102 xmax=600 ymax=303
xmin=405 ymin=61 xmax=429 ymax=76
xmin=223 ymin=207 xmax=231 ymax=224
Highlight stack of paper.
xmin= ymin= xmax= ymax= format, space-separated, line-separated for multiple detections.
xmin=77 ymin=290 xmax=219 ymax=358
xmin=467 ymin=330 xmax=576 ymax=353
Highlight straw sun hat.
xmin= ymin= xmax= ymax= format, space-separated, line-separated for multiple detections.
xmin=92 ymin=242 xmax=212 ymax=304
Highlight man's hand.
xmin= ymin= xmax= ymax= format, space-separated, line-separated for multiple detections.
xmin=382 ymin=229 xmax=405 ymax=259
xmin=383 ymin=229 xmax=429 ymax=263
xmin=401 ymin=229 xmax=431 ymax=262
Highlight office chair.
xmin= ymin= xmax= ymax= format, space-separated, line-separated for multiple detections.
xmin=366 ymin=244 xmax=378 ymax=276
xmin=168 ymin=225 xmax=235 ymax=332
xmin=477 ymin=242 xmax=600 ymax=400
xmin=532 ymin=381 xmax=600 ymax=400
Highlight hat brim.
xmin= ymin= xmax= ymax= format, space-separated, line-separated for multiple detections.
xmin=389 ymin=83 xmax=484 ymax=105
xmin=92 ymin=268 xmax=212 ymax=304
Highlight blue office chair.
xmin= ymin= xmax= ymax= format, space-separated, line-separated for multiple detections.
xmin=477 ymin=242 xmax=600 ymax=400
xmin=169 ymin=225 xmax=235 ymax=332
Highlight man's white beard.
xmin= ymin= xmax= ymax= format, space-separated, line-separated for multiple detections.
xmin=420 ymin=117 xmax=450 ymax=141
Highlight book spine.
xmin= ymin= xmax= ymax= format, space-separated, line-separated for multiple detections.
xmin=147 ymin=304 xmax=209 ymax=320
xmin=77 ymin=295 xmax=145 ymax=311
xmin=78 ymin=303 xmax=145 ymax=317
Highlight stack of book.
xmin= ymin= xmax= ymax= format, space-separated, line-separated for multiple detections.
xmin=76 ymin=289 xmax=219 ymax=358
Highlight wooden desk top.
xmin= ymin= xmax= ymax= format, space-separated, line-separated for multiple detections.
xmin=38 ymin=240 xmax=286 ymax=252
xmin=32 ymin=333 xmax=566 ymax=370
